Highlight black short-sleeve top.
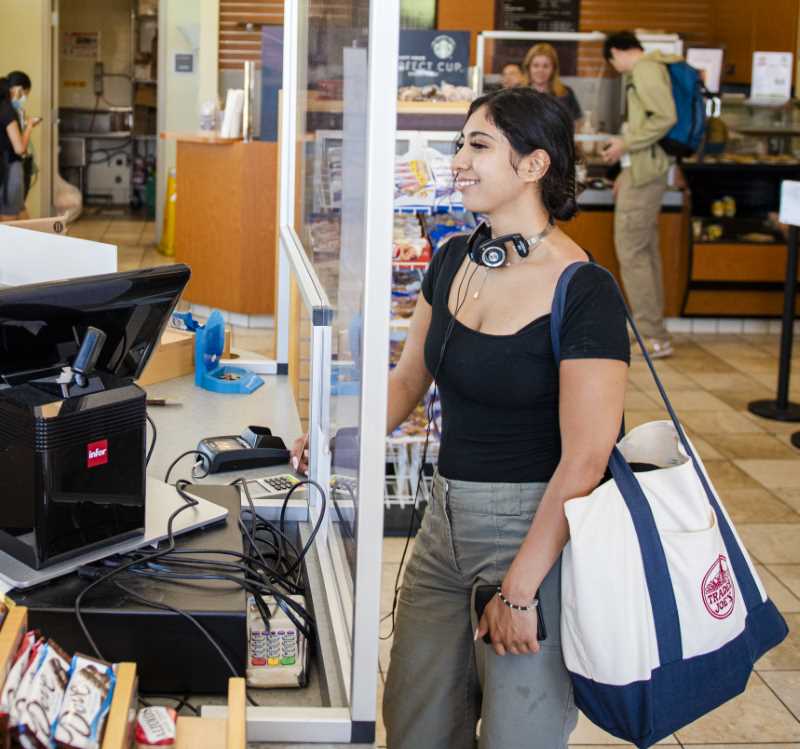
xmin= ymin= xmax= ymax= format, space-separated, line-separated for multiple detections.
xmin=0 ymin=101 xmax=21 ymax=163
xmin=557 ymin=85 xmax=583 ymax=122
xmin=420 ymin=235 xmax=629 ymax=483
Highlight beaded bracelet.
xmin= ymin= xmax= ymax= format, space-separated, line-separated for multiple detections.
xmin=496 ymin=587 xmax=538 ymax=612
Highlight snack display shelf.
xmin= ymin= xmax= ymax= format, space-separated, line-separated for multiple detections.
xmin=0 ymin=606 xmax=247 ymax=749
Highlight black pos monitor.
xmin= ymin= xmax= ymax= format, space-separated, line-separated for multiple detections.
xmin=0 ymin=264 xmax=190 ymax=569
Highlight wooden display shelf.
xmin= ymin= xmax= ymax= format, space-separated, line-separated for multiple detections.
xmin=307 ymin=93 xmax=470 ymax=115
xmin=0 ymin=607 xmax=246 ymax=749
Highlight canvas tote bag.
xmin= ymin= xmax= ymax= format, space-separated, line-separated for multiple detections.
xmin=550 ymin=262 xmax=789 ymax=748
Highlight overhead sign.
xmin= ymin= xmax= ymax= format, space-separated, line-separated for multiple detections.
xmin=495 ymin=0 xmax=579 ymax=32
xmin=397 ymin=30 xmax=470 ymax=88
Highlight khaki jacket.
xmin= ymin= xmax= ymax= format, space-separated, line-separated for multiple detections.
xmin=622 ymin=51 xmax=680 ymax=186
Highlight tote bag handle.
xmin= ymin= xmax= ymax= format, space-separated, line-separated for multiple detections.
xmin=550 ymin=262 xmax=762 ymax=664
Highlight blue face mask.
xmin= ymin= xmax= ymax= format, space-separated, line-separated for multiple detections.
xmin=12 ymin=95 xmax=26 ymax=111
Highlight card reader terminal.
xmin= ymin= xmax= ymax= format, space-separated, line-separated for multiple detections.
xmin=197 ymin=426 xmax=290 ymax=474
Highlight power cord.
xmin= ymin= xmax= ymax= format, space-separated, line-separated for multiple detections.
xmin=145 ymin=413 xmax=156 ymax=467
xmin=74 ymin=452 xmax=328 ymax=698
xmin=164 ymin=450 xmax=210 ymax=484
xmin=74 ymin=479 xmax=200 ymax=661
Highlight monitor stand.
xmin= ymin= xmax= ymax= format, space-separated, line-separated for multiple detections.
xmin=0 ymin=476 xmax=229 ymax=591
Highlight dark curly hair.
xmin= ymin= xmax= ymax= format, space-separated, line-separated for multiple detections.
xmin=465 ymin=87 xmax=578 ymax=221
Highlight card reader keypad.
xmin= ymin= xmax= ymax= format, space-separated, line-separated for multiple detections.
xmin=256 ymin=474 xmax=300 ymax=496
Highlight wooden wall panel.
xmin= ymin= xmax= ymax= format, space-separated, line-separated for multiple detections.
xmin=579 ymin=0 xmax=714 ymax=45
xmin=561 ymin=207 xmax=688 ymax=318
xmin=436 ymin=1 xmax=494 ymax=65
xmin=710 ymin=0 xmax=799 ymax=83
xmin=219 ymin=1 xmax=283 ymax=70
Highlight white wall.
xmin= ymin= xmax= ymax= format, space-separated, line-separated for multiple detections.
xmin=0 ymin=0 xmax=52 ymax=218
xmin=155 ymin=0 xmax=218 ymax=241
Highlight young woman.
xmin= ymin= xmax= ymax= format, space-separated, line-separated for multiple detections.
xmin=524 ymin=42 xmax=583 ymax=126
xmin=383 ymin=88 xmax=628 ymax=748
xmin=292 ymin=88 xmax=629 ymax=748
xmin=7 ymin=70 xmax=36 ymax=211
xmin=0 ymin=76 xmax=40 ymax=221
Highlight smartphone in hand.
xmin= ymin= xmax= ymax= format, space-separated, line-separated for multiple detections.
xmin=473 ymin=584 xmax=547 ymax=645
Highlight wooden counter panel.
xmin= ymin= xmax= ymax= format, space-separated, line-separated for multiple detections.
xmin=684 ymin=290 xmax=800 ymax=317
xmin=691 ymin=243 xmax=800 ymax=282
xmin=176 ymin=141 xmax=277 ymax=315
xmin=561 ymin=206 xmax=689 ymax=317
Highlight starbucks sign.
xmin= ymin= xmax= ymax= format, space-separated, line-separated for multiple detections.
xmin=398 ymin=30 xmax=470 ymax=87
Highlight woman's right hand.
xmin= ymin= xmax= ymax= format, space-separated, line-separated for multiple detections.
xmin=27 ymin=117 xmax=42 ymax=129
xmin=290 ymin=433 xmax=309 ymax=476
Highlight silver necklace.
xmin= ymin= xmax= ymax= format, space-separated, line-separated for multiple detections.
xmin=473 ymin=268 xmax=490 ymax=299
xmin=473 ymin=219 xmax=555 ymax=299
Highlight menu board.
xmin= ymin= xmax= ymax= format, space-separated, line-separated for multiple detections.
xmin=495 ymin=0 xmax=579 ymax=32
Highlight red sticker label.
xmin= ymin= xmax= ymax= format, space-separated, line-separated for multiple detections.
xmin=87 ymin=439 xmax=109 ymax=468
xmin=702 ymin=554 xmax=735 ymax=619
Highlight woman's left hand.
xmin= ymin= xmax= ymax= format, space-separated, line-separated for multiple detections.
xmin=476 ymin=593 xmax=540 ymax=657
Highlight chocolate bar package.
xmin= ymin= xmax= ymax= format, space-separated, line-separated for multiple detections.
xmin=7 ymin=635 xmax=46 ymax=734
xmin=15 ymin=639 xmax=71 ymax=749
xmin=0 ymin=632 xmax=38 ymax=749
xmin=134 ymin=706 xmax=177 ymax=748
xmin=53 ymin=654 xmax=116 ymax=749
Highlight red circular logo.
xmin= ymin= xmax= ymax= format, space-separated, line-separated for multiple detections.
xmin=702 ymin=554 xmax=735 ymax=619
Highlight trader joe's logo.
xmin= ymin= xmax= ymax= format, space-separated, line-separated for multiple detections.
xmin=702 ymin=554 xmax=735 ymax=619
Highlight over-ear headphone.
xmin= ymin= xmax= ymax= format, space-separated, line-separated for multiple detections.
xmin=466 ymin=219 xmax=554 ymax=269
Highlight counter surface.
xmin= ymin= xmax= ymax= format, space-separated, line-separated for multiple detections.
xmin=160 ymin=131 xmax=241 ymax=144
xmin=146 ymin=376 xmax=370 ymax=748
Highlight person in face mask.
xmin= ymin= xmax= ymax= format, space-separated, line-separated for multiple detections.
xmin=0 ymin=76 xmax=40 ymax=221
xmin=7 ymin=70 xmax=38 ymax=216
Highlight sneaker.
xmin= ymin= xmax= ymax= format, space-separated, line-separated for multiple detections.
xmin=632 ymin=337 xmax=674 ymax=359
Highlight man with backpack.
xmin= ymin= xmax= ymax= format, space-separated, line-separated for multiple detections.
xmin=602 ymin=31 xmax=684 ymax=359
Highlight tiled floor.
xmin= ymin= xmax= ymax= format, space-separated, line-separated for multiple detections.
xmin=74 ymin=212 xmax=800 ymax=747
xmin=68 ymin=210 xmax=169 ymax=272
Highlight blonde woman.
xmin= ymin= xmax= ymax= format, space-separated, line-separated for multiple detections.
xmin=524 ymin=43 xmax=583 ymax=125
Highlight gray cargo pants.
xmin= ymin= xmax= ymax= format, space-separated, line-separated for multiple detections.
xmin=614 ymin=168 xmax=670 ymax=340
xmin=383 ymin=471 xmax=578 ymax=749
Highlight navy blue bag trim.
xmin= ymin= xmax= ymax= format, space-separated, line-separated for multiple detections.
xmin=570 ymin=600 xmax=787 ymax=748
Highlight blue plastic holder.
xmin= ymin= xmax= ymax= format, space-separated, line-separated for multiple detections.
xmin=194 ymin=310 xmax=264 ymax=394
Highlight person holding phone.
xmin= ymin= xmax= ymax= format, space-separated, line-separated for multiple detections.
xmin=6 ymin=70 xmax=38 ymax=213
xmin=0 ymin=75 xmax=40 ymax=221
xmin=293 ymin=88 xmax=629 ymax=748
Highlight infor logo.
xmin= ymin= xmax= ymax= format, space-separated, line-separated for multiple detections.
xmin=87 ymin=439 xmax=109 ymax=468
xmin=702 ymin=554 xmax=735 ymax=619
